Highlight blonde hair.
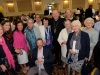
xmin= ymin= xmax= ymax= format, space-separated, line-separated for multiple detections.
xmin=65 ymin=8 xmax=73 ymax=18
xmin=65 ymin=8 xmax=72 ymax=13
xmin=84 ymin=17 xmax=94 ymax=26
xmin=71 ymin=20 xmax=81 ymax=27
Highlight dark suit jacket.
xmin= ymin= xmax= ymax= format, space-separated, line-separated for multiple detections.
xmin=32 ymin=47 xmax=54 ymax=75
xmin=49 ymin=17 xmax=65 ymax=39
xmin=93 ymin=41 xmax=100 ymax=68
xmin=67 ymin=31 xmax=90 ymax=61
xmin=85 ymin=8 xmax=93 ymax=18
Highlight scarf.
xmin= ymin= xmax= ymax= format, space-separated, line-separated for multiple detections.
xmin=13 ymin=31 xmax=28 ymax=53
xmin=70 ymin=31 xmax=81 ymax=50
xmin=45 ymin=26 xmax=52 ymax=48
xmin=0 ymin=37 xmax=15 ymax=69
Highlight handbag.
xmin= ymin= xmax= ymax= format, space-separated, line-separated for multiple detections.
xmin=81 ymin=61 xmax=93 ymax=75
xmin=91 ymin=67 xmax=100 ymax=75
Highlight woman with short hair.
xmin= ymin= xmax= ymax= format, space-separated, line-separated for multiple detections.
xmin=82 ymin=18 xmax=98 ymax=60
xmin=58 ymin=19 xmax=72 ymax=68
xmin=67 ymin=20 xmax=90 ymax=75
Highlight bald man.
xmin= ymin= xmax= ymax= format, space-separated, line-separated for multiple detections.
xmin=49 ymin=9 xmax=65 ymax=65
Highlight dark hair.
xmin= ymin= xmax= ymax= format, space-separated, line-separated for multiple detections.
xmin=42 ymin=17 xmax=49 ymax=24
xmin=89 ymin=5 xmax=92 ymax=8
xmin=36 ymin=38 xmax=43 ymax=42
xmin=64 ymin=19 xmax=71 ymax=25
xmin=1 ymin=20 xmax=10 ymax=26
xmin=14 ymin=20 xmax=24 ymax=33
xmin=35 ymin=14 xmax=41 ymax=18
xmin=43 ymin=17 xmax=49 ymax=21
xmin=1 ymin=20 xmax=12 ymax=33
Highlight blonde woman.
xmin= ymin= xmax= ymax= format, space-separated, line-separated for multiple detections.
xmin=65 ymin=8 xmax=76 ymax=22
xmin=82 ymin=18 xmax=98 ymax=60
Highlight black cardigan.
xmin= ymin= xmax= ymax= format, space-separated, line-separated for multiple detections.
xmin=66 ymin=31 xmax=90 ymax=60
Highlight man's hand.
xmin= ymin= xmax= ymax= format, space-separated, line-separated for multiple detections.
xmin=35 ymin=58 xmax=44 ymax=63
xmin=38 ymin=58 xmax=44 ymax=62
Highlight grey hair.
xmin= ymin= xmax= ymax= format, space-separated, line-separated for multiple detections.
xmin=65 ymin=8 xmax=72 ymax=13
xmin=71 ymin=20 xmax=81 ymax=27
xmin=27 ymin=18 xmax=34 ymax=23
xmin=84 ymin=17 xmax=94 ymax=26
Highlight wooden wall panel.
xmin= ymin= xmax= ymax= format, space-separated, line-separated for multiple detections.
xmin=72 ymin=0 xmax=85 ymax=9
xmin=6 ymin=1 xmax=15 ymax=12
xmin=17 ymin=0 xmax=32 ymax=12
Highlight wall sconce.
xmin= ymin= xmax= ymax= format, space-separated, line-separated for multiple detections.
xmin=64 ymin=0 xmax=69 ymax=4
xmin=35 ymin=0 xmax=41 ymax=5
xmin=7 ymin=3 xmax=14 ymax=6
xmin=88 ymin=0 xmax=93 ymax=4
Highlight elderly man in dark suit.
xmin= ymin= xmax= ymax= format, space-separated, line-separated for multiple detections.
xmin=27 ymin=38 xmax=54 ymax=75
xmin=49 ymin=9 xmax=65 ymax=65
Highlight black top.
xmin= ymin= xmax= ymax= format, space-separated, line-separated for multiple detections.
xmin=85 ymin=8 xmax=93 ymax=18
xmin=49 ymin=17 xmax=65 ymax=39
xmin=67 ymin=31 xmax=90 ymax=60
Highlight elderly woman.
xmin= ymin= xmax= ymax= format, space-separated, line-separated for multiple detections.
xmin=24 ymin=18 xmax=41 ymax=51
xmin=65 ymin=9 xmax=76 ymax=22
xmin=82 ymin=18 xmax=98 ymax=60
xmin=58 ymin=19 xmax=72 ymax=68
xmin=67 ymin=20 xmax=90 ymax=75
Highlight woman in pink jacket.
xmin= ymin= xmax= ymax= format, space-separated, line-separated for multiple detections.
xmin=13 ymin=21 xmax=29 ymax=73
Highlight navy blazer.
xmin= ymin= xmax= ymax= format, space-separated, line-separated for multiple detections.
xmin=67 ymin=31 xmax=90 ymax=61
xmin=32 ymin=47 xmax=54 ymax=75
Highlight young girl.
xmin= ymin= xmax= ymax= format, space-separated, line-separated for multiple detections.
xmin=13 ymin=21 xmax=29 ymax=73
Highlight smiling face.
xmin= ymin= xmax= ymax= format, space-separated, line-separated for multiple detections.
xmin=64 ymin=20 xmax=71 ymax=29
xmin=85 ymin=20 xmax=93 ymax=28
xmin=65 ymin=9 xmax=72 ymax=18
xmin=72 ymin=24 xmax=80 ymax=33
xmin=71 ymin=20 xmax=81 ymax=33
xmin=52 ymin=10 xmax=60 ymax=20
xmin=43 ymin=19 xmax=48 ymax=27
xmin=36 ymin=15 xmax=41 ymax=22
xmin=36 ymin=39 xmax=43 ymax=49
xmin=27 ymin=19 xmax=34 ymax=29
xmin=17 ymin=23 xmax=23 ymax=31
xmin=2 ymin=22 xmax=10 ymax=32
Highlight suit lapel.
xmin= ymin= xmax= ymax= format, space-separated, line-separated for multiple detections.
xmin=34 ymin=48 xmax=38 ymax=59
xmin=43 ymin=47 xmax=45 ymax=59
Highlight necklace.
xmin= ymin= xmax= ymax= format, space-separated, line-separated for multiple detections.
xmin=54 ymin=19 xmax=59 ymax=33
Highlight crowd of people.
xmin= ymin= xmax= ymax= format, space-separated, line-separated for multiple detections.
xmin=0 ymin=5 xmax=100 ymax=75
